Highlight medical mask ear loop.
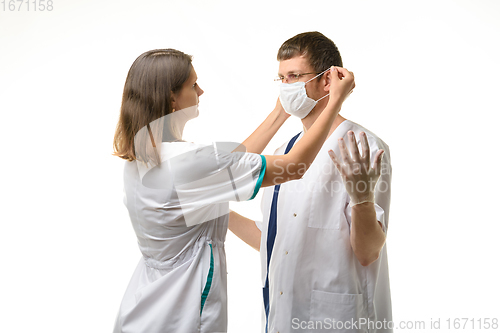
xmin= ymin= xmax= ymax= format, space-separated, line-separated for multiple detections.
xmin=304 ymin=68 xmax=331 ymax=85
xmin=315 ymin=93 xmax=330 ymax=102
xmin=304 ymin=68 xmax=331 ymax=102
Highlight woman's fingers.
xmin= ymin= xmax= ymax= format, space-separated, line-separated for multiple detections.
xmin=328 ymin=66 xmax=355 ymax=103
xmin=334 ymin=66 xmax=352 ymax=80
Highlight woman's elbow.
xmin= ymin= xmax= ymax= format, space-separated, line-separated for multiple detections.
xmin=357 ymin=252 xmax=380 ymax=267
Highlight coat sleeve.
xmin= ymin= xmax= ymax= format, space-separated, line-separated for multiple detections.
xmin=140 ymin=142 xmax=266 ymax=226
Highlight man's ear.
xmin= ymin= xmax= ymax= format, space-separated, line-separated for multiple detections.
xmin=324 ymin=70 xmax=331 ymax=92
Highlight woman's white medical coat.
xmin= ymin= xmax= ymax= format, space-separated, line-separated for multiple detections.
xmin=113 ymin=141 xmax=266 ymax=333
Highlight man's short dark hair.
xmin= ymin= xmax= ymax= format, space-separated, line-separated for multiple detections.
xmin=277 ymin=31 xmax=343 ymax=74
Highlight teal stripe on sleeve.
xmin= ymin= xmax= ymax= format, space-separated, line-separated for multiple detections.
xmin=249 ymin=155 xmax=266 ymax=200
xmin=200 ymin=244 xmax=214 ymax=316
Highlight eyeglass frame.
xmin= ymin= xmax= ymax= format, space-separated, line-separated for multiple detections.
xmin=274 ymin=71 xmax=325 ymax=84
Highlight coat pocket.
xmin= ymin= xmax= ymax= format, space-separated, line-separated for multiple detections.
xmin=310 ymin=290 xmax=367 ymax=332
xmin=307 ymin=182 xmax=342 ymax=230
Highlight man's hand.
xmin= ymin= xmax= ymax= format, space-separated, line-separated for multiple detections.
xmin=328 ymin=131 xmax=384 ymax=206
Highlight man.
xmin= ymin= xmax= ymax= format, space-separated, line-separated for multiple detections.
xmin=229 ymin=31 xmax=392 ymax=333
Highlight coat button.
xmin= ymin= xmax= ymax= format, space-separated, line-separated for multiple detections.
xmin=293 ymin=213 xmax=297 ymax=217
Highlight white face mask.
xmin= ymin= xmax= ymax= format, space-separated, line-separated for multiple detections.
xmin=279 ymin=69 xmax=330 ymax=119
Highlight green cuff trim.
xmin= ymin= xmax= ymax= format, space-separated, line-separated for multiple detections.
xmin=249 ymin=155 xmax=266 ymax=200
xmin=200 ymin=244 xmax=214 ymax=316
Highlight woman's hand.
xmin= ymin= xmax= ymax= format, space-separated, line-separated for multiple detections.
xmin=327 ymin=67 xmax=355 ymax=107
xmin=241 ymin=97 xmax=290 ymax=154
xmin=275 ymin=97 xmax=291 ymax=120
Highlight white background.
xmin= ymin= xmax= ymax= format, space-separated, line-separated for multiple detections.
xmin=1 ymin=0 xmax=499 ymax=332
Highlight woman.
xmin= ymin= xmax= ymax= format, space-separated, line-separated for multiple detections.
xmin=112 ymin=49 xmax=354 ymax=332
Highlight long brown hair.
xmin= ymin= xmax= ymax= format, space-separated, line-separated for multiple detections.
xmin=113 ymin=49 xmax=193 ymax=164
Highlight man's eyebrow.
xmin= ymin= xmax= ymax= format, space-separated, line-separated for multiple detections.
xmin=277 ymin=70 xmax=301 ymax=76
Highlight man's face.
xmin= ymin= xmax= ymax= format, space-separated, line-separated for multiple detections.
xmin=278 ymin=55 xmax=324 ymax=101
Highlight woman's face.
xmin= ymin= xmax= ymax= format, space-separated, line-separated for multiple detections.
xmin=172 ymin=66 xmax=204 ymax=111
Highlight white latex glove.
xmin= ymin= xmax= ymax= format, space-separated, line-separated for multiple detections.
xmin=328 ymin=131 xmax=384 ymax=207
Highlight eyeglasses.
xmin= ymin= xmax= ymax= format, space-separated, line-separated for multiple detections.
xmin=274 ymin=72 xmax=322 ymax=84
